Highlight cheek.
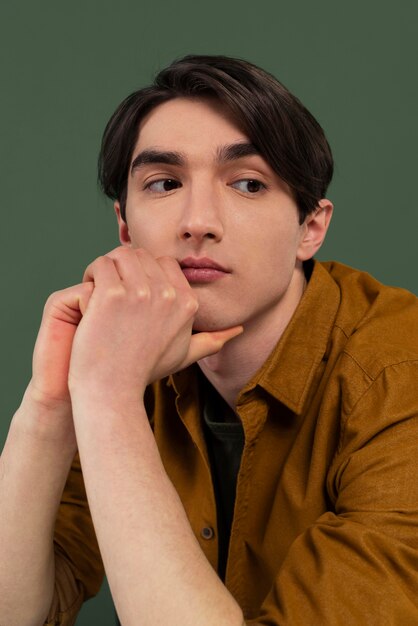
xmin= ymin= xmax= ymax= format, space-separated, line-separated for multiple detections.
xmin=250 ymin=222 xmax=299 ymax=261
xmin=125 ymin=216 xmax=167 ymax=252
xmin=125 ymin=196 xmax=181 ymax=250
xmin=248 ymin=229 xmax=303 ymax=291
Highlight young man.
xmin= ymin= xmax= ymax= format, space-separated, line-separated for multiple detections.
xmin=1 ymin=55 xmax=417 ymax=626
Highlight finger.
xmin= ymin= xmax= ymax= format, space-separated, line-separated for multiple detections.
xmin=180 ymin=326 xmax=244 ymax=368
xmin=133 ymin=249 xmax=180 ymax=299
xmin=82 ymin=246 xmax=125 ymax=282
xmin=133 ymin=248 xmax=174 ymax=283
xmin=156 ymin=256 xmax=191 ymax=291
xmin=44 ymin=282 xmax=95 ymax=324
xmin=104 ymin=247 xmax=149 ymax=287
xmin=78 ymin=282 xmax=95 ymax=315
xmin=82 ymin=255 xmax=122 ymax=287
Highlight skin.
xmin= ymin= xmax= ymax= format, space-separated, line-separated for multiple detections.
xmin=0 ymin=96 xmax=332 ymax=626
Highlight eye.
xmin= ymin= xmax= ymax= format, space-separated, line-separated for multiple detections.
xmin=230 ymin=179 xmax=266 ymax=194
xmin=145 ymin=179 xmax=181 ymax=193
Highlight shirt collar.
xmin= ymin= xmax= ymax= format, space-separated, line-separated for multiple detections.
xmin=170 ymin=261 xmax=340 ymax=415
xmin=237 ymin=261 xmax=340 ymax=414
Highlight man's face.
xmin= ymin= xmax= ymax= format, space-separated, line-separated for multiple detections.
xmin=116 ymin=97 xmax=324 ymax=332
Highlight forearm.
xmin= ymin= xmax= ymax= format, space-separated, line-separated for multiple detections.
xmin=71 ymin=395 xmax=244 ymax=626
xmin=0 ymin=387 xmax=77 ymax=626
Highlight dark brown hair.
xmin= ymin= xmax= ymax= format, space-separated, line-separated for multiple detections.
xmin=98 ymin=54 xmax=333 ymax=224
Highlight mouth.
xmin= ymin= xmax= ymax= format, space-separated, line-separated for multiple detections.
xmin=179 ymin=257 xmax=230 ymax=284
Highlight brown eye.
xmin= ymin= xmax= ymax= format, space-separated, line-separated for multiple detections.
xmin=231 ymin=179 xmax=265 ymax=193
xmin=147 ymin=179 xmax=181 ymax=192
xmin=246 ymin=180 xmax=262 ymax=193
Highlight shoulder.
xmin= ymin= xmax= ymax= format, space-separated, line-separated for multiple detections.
xmin=319 ymin=261 xmax=418 ymax=379
xmin=312 ymin=264 xmax=418 ymax=468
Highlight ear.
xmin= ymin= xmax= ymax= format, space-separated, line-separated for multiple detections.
xmin=114 ymin=201 xmax=132 ymax=247
xmin=297 ymin=198 xmax=333 ymax=261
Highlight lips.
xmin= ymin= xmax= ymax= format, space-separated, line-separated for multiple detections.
xmin=179 ymin=257 xmax=229 ymax=272
xmin=179 ymin=257 xmax=230 ymax=283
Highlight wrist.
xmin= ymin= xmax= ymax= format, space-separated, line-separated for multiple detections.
xmin=24 ymin=379 xmax=72 ymax=413
xmin=70 ymin=389 xmax=151 ymax=450
xmin=15 ymin=382 xmax=77 ymax=448
xmin=69 ymin=382 xmax=146 ymax=416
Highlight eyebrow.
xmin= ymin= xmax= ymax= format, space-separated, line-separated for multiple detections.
xmin=216 ymin=142 xmax=260 ymax=162
xmin=130 ymin=150 xmax=185 ymax=174
xmin=130 ymin=142 xmax=261 ymax=175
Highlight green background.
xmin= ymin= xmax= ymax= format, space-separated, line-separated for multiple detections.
xmin=0 ymin=1 xmax=416 ymax=624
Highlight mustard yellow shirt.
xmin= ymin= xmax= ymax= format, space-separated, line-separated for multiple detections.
xmin=47 ymin=261 xmax=418 ymax=625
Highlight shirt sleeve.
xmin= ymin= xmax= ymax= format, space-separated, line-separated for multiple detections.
xmin=246 ymin=360 xmax=418 ymax=625
xmin=44 ymin=453 xmax=104 ymax=625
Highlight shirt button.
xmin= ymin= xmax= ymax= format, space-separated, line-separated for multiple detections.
xmin=200 ymin=526 xmax=215 ymax=540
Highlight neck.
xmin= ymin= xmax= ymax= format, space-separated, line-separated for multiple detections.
xmin=198 ymin=265 xmax=307 ymax=409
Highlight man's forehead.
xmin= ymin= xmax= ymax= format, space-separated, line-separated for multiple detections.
xmin=135 ymin=96 xmax=249 ymax=145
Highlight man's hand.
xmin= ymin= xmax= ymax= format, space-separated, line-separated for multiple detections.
xmin=29 ymin=282 xmax=94 ymax=408
xmin=22 ymin=280 xmax=94 ymax=446
xmin=68 ymin=247 xmax=242 ymax=407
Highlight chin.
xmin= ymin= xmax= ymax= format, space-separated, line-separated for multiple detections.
xmin=192 ymin=320 xmax=222 ymax=333
xmin=192 ymin=313 xmax=225 ymax=333
xmin=192 ymin=310 xmax=241 ymax=333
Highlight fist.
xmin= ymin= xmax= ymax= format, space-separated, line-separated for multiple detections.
xmin=67 ymin=247 xmax=242 ymax=406
xmin=29 ymin=281 xmax=94 ymax=410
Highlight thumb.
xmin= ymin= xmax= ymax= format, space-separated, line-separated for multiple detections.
xmin=181 ymin=325 xmax=244 ymax=369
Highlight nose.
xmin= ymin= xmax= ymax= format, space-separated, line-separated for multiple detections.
xmin=177 ymin=182 xmax=224 ymax=244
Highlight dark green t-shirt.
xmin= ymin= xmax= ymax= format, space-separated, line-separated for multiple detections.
xmin=199 ymin=373 xmax=245 ymax=581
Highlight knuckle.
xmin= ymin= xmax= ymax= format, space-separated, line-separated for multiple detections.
xmin=86 ymin=255 xmax=110 ymax=275
xmin=135 ymin=285 xmax=151 ymax=301
xmin=44 ymin=290 xmax=61 ymax=310
xmin=134 ymin=248 xmax=149 ymax=259
xmin=104 ymin=255 xmax=119 ymax=266
xmin=105 ymin=284 xmax=126 ymax=301
xmin=94 ymin=255 xmax=108 ymax=266
xmin=184 ymin=293 xmax=199 ymax=314
xmin=45 ymin=290 xmax=59 ymax=305
xmin=108 ymin=246 xmax=131 ymax=259
xmin=160 ymin=286 xmax=176 ymax=302
xmin=158 ymin=255 xmax=176 ymax=265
